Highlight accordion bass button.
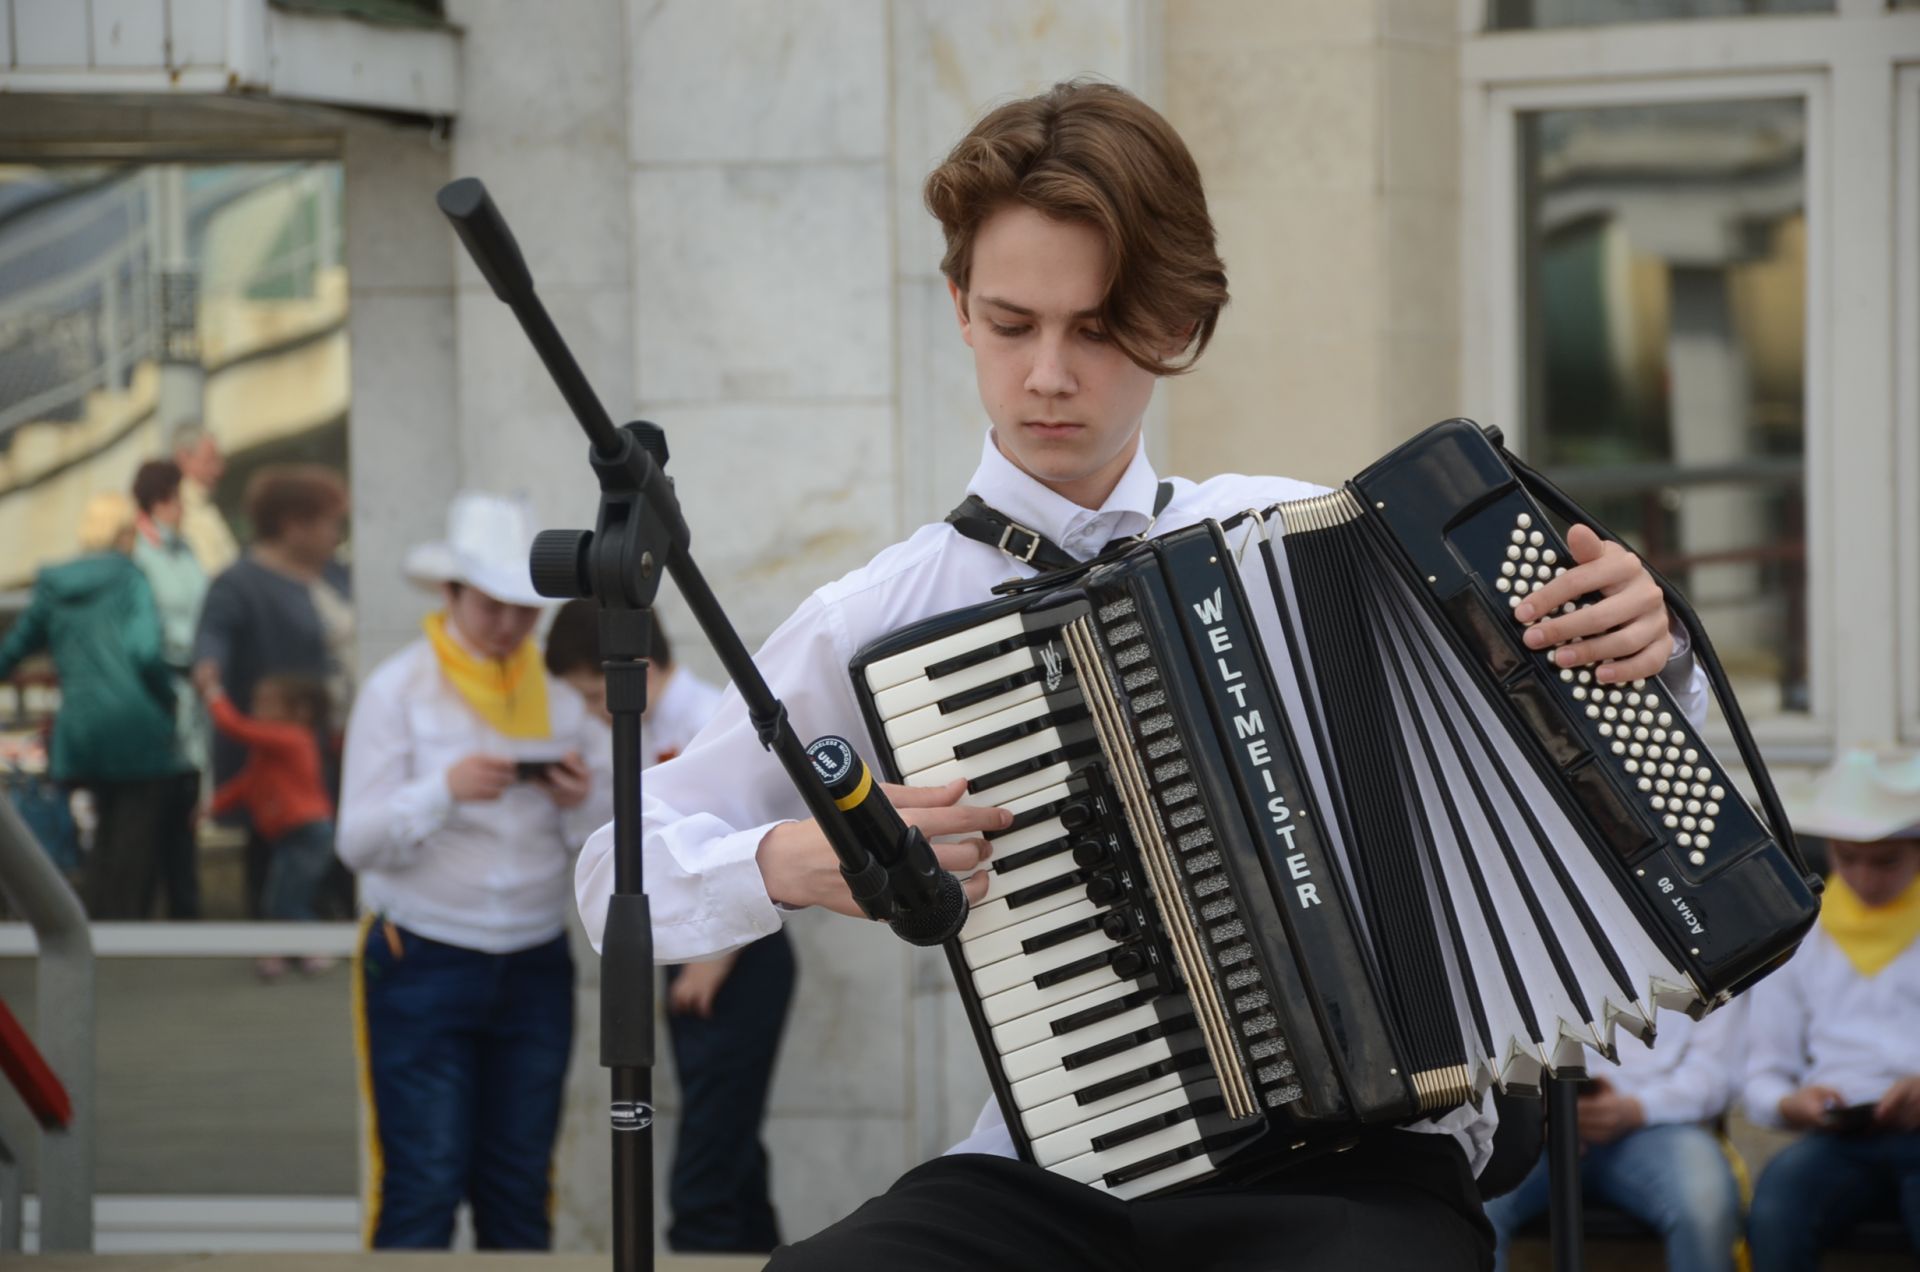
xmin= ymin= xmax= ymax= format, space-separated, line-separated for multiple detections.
xmin=1072 ymin=840 xmax=1110 ymax=869
xmin=1689 ymin=851 xmax=1707 ymax=866
xmin=1518 ymin=512 xmax=1533 ymax=529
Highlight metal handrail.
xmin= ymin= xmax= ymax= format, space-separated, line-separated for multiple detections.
xmin=0 ymin=796 xmax=93 ymax=1251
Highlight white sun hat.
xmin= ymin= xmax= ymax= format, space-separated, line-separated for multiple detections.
xmin=1784 ymin=748 xmax=1920 ymax=844
xmin=402 ymin=491 xmax=548 ymax=608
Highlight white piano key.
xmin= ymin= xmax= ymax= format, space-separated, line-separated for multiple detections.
xmin=1011 ymin=1035 xmax=1186 ymax=1111
xmin=1019 ymin=1069 xmax=1187 ymax=1140
xmin=876 ymin=644 xmax=1048 ymax=719
xmin=1028 ymin=1084 xmax=1199 ymax=1167
xmin=999 ymin=1001 xmax=1168 ymax=1084
xmin=891 ymin=693 xmax=1057 ymax=776
xmin=864 ymin=614 xmax=1027 ymax=691
xmin=1051 ymin=1119 xmax=1207 ymax=1187
xmin=980 ymin=956 xmax=1129 ymax=1027
xmin=883 ymin=675 xmax=1047 ymax=749
xmin=989 ymin=978 xmax=1138 ymax=1055
xmin=971 ymin=928 xmax=1123 ymax=999
xmin=961 ymin=896 xmax=1102 ymax=970
xmin=988 ymin=814 xmax=1073 ymax=859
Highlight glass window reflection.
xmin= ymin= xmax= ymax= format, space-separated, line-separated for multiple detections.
xmin=1520 ymin=99 xmax=1808 ymax=719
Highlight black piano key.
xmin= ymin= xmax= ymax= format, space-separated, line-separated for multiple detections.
xmin=1062 ymin=1013 xmax=1197 ymax=1070
xmin=1006 ymin=869 xmax=1089 ymax=910
xmin=995 ymin=797 xmax=1071 ymax=838
xmin=936 ymin=665 xmax=1045 ymax=714
xmin=966 ymin=736 xmax=1102 ymax=796
xmin=991 ymin=835 xmax=1071 ymax=875
xmin=1031 ymin=943 xmax=1141 ymax=990
xmin=952 ymin=704 xmax=1091 ymax=761
xmin=1019 ymin=912 xmax=1107 ymax=955
xmin=1102 ymin=1137 xmax=1224 ymax=1190
xmin=925 ymin=631 xmax=1044 ymax=680
xmin=1074 ymin=1048 xmax=1210 ymax=1106
xmin=1088 ymin=1094 xmax=1225 ymax=1152
xmin=1049 ymin=986 xmax=1161 ymax=1037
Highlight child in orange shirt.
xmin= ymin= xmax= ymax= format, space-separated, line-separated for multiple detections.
xmin=196 ymin=666 xmax=336 ymax=948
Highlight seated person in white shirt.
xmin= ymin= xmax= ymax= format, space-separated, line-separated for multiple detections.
xmin=1743 ymin=751 xmax=1920 ymax=1272
xmin=1484 ymin=999 xmax=1748 ymax=1272
xmin=547 ymin=600 xmax=795 ymax=1253
xmin=575 ymin=79 xmax=1701 ymax=1272
xmin=338 ymin=492 xmax=612 ymax=1251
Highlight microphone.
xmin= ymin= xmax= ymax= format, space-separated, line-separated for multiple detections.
xmin=805 ymin=736 xmax=970 ymax=946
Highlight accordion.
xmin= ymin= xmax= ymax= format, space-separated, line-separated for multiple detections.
xmin=848 ymin=419 xmax=1820 ymax=1200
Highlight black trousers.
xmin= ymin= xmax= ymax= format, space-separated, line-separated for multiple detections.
xmin=767 ymin=1130 xmax=1493 ymax=1272
xmin=86 ymin=776 xmax=176 ymax=919
xmin=664 ymin=928 xmax=797 ymax=1253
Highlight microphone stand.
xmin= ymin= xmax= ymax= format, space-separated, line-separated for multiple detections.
xmin=436 ymin=177 xmax=966 ymax=1272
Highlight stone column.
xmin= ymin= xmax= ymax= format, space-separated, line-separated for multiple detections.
xmin=1163 ymin=0 xmax=1462 ymax=488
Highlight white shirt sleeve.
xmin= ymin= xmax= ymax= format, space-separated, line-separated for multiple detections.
xmin=336 ymin=660 xmax=455 ymax=873
xmin=575 ymin=589 xmax=870 ymax=962
xmin=1658 ymin=620 xmax=1711 ymax=730
xmin=1740 ymin=958 xmax=1811 ymax=1128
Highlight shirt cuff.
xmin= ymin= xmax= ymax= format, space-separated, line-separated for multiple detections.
xmin=656 ymin=823 xmax=787 ymax=963
xmin=1743 ymin=1079 xmax=1793 ymax=1129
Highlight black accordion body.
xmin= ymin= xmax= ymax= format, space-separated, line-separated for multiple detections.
xmin=848 ymin=420 xmax=1820 ymax=1199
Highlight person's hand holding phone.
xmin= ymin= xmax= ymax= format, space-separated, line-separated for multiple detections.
xmin=447 ymin=753 xmax=516 ymax=803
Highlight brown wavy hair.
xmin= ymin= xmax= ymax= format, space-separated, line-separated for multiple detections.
xmin=923 ymin=80 xmax=1228 ymax=376
xmin=244 ymin=464 xmax=348 ymax=541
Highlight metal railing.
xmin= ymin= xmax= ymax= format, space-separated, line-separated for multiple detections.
xmin=0 ymin=795 xmax=93 ymax=1251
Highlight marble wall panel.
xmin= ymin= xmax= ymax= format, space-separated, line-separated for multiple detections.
xmin=343 ymin=123 xmax=458 ymax=295
xmin=1165 ymin=44 xmax=1378 ymax=197
xmin=630 ymin=0 xmax=888 ymax=163
xmin=632 ymin=164 xmax=892 ymax=406
xmin=895 ymin=276 xmax=992 ymax=530
xmin=761 ymin=1113 xmax=911 ymax=1242
xmin=764 ymin=908 xmax=911 ymax=1118
xmin=1166 ymin=326 xmax=1380 ymax=486
xmin=643 ymin=402 xmax=897 ymax=661
xmin=890 ymin=0 xmax=1148 ymax=280
xmin=1210 ymin=190 xmax=1380 ymax=339
xmin=1384 ymin=41 xmax=1461 ymax=195
xmin=1164 ymin=0 xmax=1374 ymax=51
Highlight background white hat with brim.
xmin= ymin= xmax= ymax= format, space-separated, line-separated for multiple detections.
xmin=1785 ymin=748 xmax=1920 ymax=843
xmin=403 ymin=491 xmax=547 ymax=608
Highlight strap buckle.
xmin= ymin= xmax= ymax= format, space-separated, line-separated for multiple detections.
xmin=996 ymin=520 xmax=1043 ymax=564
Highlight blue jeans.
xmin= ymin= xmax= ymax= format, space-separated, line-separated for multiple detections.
xmin=1748 ymin=1130 xmax=1920 ymax=1272
xmin=1484 ymin=1122 xmax=1741 ymax=1272
xmin=263 ymin=819 xmax=333 ymax=921
xmin=356 ymin=921 xmax=574 ymax=1249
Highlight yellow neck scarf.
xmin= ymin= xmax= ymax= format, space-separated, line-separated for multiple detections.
xmin=423 ymin=611 xmax=551 ymax=740
xmin=1819 ymin=872 xmax=1920 ymax=978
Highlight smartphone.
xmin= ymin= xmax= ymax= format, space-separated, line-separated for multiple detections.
xmin=1822 ymin=1102 xmax=1877 ymax=1134
xmin=514 ymin=758 xmax=562 ymax=780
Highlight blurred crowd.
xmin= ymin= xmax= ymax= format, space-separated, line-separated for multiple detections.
xmin=0 ymin=426 xmax=352 ymax=944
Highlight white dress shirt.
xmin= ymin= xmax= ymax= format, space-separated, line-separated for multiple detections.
xmin=340 ymin=635 xmax=613 ymax=953
xmin=643 ymin=667 xmax=725 ymax=769
xmin=1740 ymin=923 xmax=1920 ymax=1127
xmin=1610 ymin=996 xmax=1747 ymax=1127
xmin=576 ymin=428 xmax=1710 ymax=1174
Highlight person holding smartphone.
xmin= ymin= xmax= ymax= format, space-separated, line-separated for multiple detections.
xmin=1743 ymin=750 xmax=1920 ymax=1271
xmin=336 ymin=491 xmax=611 ymax=1250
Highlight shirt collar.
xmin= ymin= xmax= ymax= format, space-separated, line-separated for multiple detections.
xmin=963 ymin=428 xmax=1161 ymax=562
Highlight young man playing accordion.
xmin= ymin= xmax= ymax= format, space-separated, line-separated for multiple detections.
xmin=576 ymin=80 xmax=1706 ymax=1271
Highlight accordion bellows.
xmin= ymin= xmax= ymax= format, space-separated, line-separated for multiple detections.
xmin=849 ymin=419 xmax=1819 ymax=1200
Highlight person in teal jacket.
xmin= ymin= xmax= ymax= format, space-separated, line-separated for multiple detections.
xmin=0 ymin=492 xmax=182 ymax=917
xmin=132 ymin=459 xmax=211 ymax=918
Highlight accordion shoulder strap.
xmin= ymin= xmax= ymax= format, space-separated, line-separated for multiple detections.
xmin=948 ymin=481 xmax=1174 ymax=573
xmin=1502 ymin=448 xmax=1817 ymax=888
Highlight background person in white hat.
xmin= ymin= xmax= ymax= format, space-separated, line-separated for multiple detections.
xmin=336 ymin=491 xmax=612 ymax=1251
xmin=1742 ymin=750 xmax=1920 ymax=1270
